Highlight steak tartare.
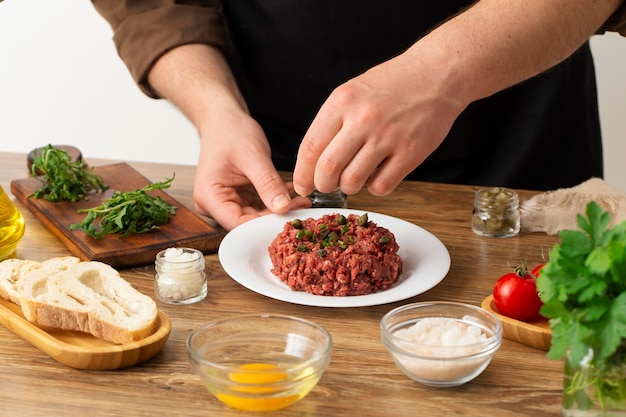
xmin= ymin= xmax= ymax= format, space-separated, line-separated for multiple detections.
xmin=268 ymin=213 xmax=403 ymax=296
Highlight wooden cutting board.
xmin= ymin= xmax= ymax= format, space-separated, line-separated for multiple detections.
xmin=11 ymin=163 xmax=224 ymax=268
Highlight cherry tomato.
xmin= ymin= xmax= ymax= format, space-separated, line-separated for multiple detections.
xmin=493 ymin=264 xmax=543 ymax=321
xmin=531 ymin=264 xmax=544 ymax=278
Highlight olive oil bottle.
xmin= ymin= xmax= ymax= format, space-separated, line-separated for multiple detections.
xmin=0 ymin=185 xmax=25 ymax=260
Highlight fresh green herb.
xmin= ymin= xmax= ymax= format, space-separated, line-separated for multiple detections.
xmin=537 ymin=201 xmax=626 ymax=411
xmin=30 ymin=144 xmax=108 ymax=202
xmin=70 ymin=176 xmax=177 ymax=239
xmin=296 ymin=229 xmax=313 ymax=240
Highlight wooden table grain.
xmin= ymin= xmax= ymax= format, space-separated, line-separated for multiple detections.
xmin=0 ymin=151 xmax=562 ymax=417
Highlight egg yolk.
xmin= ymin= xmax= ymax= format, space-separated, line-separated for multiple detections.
xmin=216 ymin=363 xmax=312 ymax=412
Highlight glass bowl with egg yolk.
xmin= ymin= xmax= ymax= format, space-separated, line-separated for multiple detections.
xmin=187 ymin=314 xmax=332 ymax=412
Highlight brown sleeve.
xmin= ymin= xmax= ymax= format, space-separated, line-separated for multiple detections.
xmin=91 ymin=0 xmax=233 ymax=98
xmin=598 ymin=1 xmax=626 ymax=36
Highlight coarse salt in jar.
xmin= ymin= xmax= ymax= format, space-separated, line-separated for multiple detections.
xmin=155 ymin=247 xmax=207 ymax=305
xmin=472 ymin=187 xmax=520 ymax=238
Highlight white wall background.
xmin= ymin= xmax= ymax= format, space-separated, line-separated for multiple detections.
xmin=1 ymin=1 xmax=625 ymax=192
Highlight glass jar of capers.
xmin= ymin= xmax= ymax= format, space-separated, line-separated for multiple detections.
xmin=472 ymin=187 xmax=520 ymax=238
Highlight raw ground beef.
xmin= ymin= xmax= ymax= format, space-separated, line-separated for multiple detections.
xmin=268 ymin=213 xmax=403 ymax=296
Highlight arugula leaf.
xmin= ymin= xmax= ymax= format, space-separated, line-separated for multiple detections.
xmin=30 ymin=144 xmax=108 ymax=202
xmin=70 ymin=176 xmax=177 ymax=239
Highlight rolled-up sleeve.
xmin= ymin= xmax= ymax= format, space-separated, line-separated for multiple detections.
xmin=91 ymin=0 xmax=233 ymax=98
xmin=598 ymin=1 xmax=626 ymax=36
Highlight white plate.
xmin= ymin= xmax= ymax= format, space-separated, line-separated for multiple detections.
xmin=218 ymin=209 xmax=450 ymax=307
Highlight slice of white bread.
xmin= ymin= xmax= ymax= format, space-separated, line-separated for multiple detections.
xmin=0 ymin=256 xmax=80 ymax=305
xmin=18 ymin=261 xmax=158 ymax=345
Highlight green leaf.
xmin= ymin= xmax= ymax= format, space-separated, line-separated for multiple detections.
xmin=70 ymin=175 xmax=176 ymax=239
xmin=597 ymin=293 xmax=626 ymax=359
xmin=537 ymin=200 xmax=626 ymax=367
xmin=586 ymin=246 xmax=611 ymax=275
xmin=29 ymin=144 xmax=108 ymax=202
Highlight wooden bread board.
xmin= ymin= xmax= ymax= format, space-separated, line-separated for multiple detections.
xmin=10 ymin=163 xmax=224 ymax=268
xmin=481 ymin=295 xmax=552 ymax=351
xmin=0 ymin=297 xmax=171 ymax=370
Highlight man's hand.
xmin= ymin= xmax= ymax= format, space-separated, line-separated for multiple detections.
xmin=193 ymin=109 xmax=310 ymax=231
xmin=293 ymin=52 xmax=465 ymax=198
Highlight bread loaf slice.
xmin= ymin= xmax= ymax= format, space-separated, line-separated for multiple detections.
xmin=19 ymin=261 xmax=158 ymax=345
xmin=0 ymin=256 xmax=80 ymax=305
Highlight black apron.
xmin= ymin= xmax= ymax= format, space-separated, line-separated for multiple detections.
xmin=222 ymin=1 xmax=602 ymax=191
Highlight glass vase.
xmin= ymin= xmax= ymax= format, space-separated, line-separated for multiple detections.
xmin=563 ymin=348 xmax=626 ymax=416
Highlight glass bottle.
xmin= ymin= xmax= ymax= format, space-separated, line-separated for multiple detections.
xmin=155 ymin=247 xmax=207 ymax=305
xmin=0 ymin=185 xmax=25 ymax=260
xmin=472 ymin=187 xmax=520 ymax=238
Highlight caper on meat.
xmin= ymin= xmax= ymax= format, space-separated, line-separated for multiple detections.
xmin=296 ymin=243 xmax=309 ymax=252
xmin=336 ymin=214 xmax=346 ymax=225
xmin=379 ymin=235 xmax=391 ymax=244
xmin=291 ymin=219 xmax=303 ymax=229
xmin=358 ymin=213 xmax=369 ymax=226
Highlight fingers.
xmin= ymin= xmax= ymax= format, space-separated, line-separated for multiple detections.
xmin=365 ymin=154 xmax=415 ymax=196
xmin=253 ymin=171 xmax=292 ymax=213
xmin=294 ymin=80 xmax=404 ymax=197
xmin=294 ymin=111 xmax=397 ymax=197
xmin=292 ymin=96 xmax=343 ymax=197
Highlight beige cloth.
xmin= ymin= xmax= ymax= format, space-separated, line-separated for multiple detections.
xmin=520 ymin=178 xmax=626 ymax=235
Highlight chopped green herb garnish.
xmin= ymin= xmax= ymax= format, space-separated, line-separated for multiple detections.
xmin=291 ymin=213 xmax=390 ymax=256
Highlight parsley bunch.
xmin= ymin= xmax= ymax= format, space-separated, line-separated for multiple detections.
xmin=537 ymin=201 xmax=626 ymax=409
xmin=30 ymin=144 xmax=108 ymax=202
xmin=71 ymin=176 xmax=177 ymax=239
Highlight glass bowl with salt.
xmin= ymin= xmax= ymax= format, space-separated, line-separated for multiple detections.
xmin=380 ymin=301 xmax=502 ymax=387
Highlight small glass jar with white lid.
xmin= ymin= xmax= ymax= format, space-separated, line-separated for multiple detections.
xmin=155 ymin=247 xmax=207 ymax=305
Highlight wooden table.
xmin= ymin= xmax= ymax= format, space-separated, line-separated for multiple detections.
xmin=0 ymin=151 xmax=562 ymax=416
